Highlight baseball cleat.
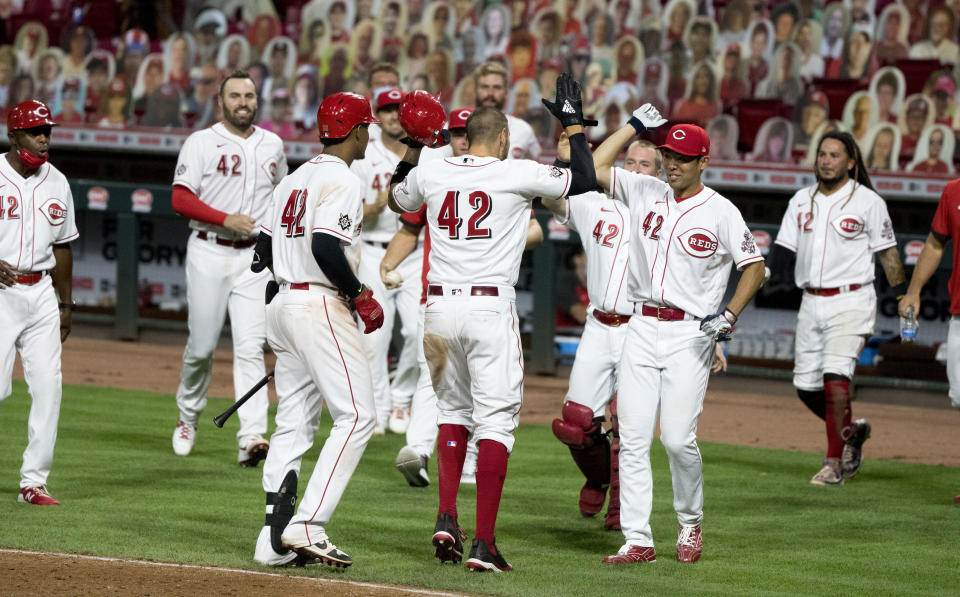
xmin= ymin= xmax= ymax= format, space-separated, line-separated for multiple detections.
xmin=579 ymin=484 xmax=607 ymax=517
xmin=466 ymin=538 xmax=512 ymax=572
xmin=432 ymin=512 xmax=466 ymax=563
xmin=676 ymin=524 xmax=702 ymax=563
xmin=810 ymin=458 xmax=844 ymax=486
xmin=238 ymin=434 xmax=270 ymax=467
xmin=396 ymin=445 xmax=430 ymax=487
xmin=280 ymin=524 xmax=352 ymax=568
xmin=602 ymin=544 xmax=656 ymax=564
xmin=373 ymin=421 xmax=386 ymax=436
xmin=841 ymin=419 xmax=871 ymax=479
xmin=172 ymin=420 xmax=197 ymax=456
xmin=18 ymin=485 xmax=60 ymax=506
xmin=387 ymin=405 xmax=411 ymax=434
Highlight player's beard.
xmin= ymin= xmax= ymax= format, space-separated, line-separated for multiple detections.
xmin=815 ymin=169 xmax=846 ymax=188
xmin=224 ymin=104 xmax=257 ymax=131
xmin=479 ymin=94 xmax=504 ymax=111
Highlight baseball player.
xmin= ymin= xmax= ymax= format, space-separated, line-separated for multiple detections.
xmin=383 ymin=108 xmax=543 ymax=489
xmin=252 ymin=91 xmax=385 ymax=568
xmin=350 ymin=88 xmax=422 ymax=435
xmin=170 ymin=71 xmax=287 ymax=466
xmin=0 ymin=100 xmax=77 ymax=506
xmin=388 ymin=75 xmax=596 ymax=572
xmin=769 ymin=131 xmax=904 ymax=486
xmin=593 ymin=110 xmax=767 ymax=564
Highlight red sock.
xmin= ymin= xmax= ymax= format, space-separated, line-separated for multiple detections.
xmin=824 ymin=379 xmax=852 ymax=459
xmin=437 ymin=424 xmax=469 ymax=518
xmin=475 ymin=439 xmax=509 ymax=544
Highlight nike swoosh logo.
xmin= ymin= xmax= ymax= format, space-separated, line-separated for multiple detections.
xmin=371 ymin=162 xmax=381 ymax=167
xmin=600 ymin=207 xmax=614 ymax=213
xmin=426 ymin=302 xmax=436 ymax=308
xmin=217 ymin=143 xmax=226 ymax=148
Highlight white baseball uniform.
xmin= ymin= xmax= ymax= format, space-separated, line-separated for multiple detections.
xmin=0 ymin=157 xmax=78 ymax=489
xmin=393 ymin=155 xmax=570 ymax=450
xmin=350 ymin=138 xmax=422 ymax=428
xmin=255 ymin=154 xmax=375 ymax=561
xmin=774 ymin=179 xmax=896 ymax=389
xmin=609 ymin=168 xmax=763 ymax=548
xmin=555 ymin=192 xmax=632 ymax=417
xmin=172 ymin=122 xmax=287 ymax=446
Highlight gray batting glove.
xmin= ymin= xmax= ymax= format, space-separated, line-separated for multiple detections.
xmin=700 ymin=308 xmax=737 ymax=342
xmin=631 ymin=104 xmax=667 ymax=130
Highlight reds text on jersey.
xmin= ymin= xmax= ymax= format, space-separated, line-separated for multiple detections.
xmin=609 ymin=167 xmax=763 ymax=318
xmin=556 ymin=191 xmax=632 ymax=316
xmin=775 ymin=179 xmax=896 ymax=289
xmin=393 ymin=156 xmax=569 ymax=286
xmin=0 ymin=158 xmax=79 ymax=269
xmin=174 ymin=122 xmax=287 ymax=238
xmin=265 ymin=155 xmax=364 ymax=288
xmin=350 ymin=137 xmax=404 ymax=243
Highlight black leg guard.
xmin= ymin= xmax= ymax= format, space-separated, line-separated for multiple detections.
xmin=797 ymin=388 xmax=826 ymax=421
xmin=266 ymin=470 xmax=298 ymax=554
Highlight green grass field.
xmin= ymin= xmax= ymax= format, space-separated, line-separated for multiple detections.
xmin=1 ymin=382 xmax=958 ymax=596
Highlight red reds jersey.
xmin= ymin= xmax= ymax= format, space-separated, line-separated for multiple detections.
xmin=932 ymin=178 xmax=960 ymax=314
xmin=0 ymin=158 xmax=79 ymax=270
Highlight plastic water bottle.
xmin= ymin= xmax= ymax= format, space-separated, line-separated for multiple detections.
xmin=900 ymin=306 xmax=918 ymax=343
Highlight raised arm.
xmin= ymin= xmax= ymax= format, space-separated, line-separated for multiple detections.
xmin=594 ymin=104 xmax=667 ymax=192
xmin=387 ymin=145 xmax=422 ymax=214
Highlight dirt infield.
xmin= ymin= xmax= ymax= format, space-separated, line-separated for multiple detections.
xmin=5 ymin=332 xmax=958 ymax=594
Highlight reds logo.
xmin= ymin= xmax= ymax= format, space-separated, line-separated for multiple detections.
xmin=678 ymin=228 xmax=719 ymax=258
xmin=131 ymin=189 xmax=153 ymax=213
xmin=33 ymin=105 xmax=50 ymax=119
xmin=751 ymin=229 xmax=772 ymax=255
xmin=831 ymin=215 xmax=865 ymax=239
xmin=673 ymin=129 xmax=687 ymax=140
xmin=457 ymin=109 xmax=471 ymax=121
xmin=386 ymin=89 xmax=402 ymax=100
xmin=40 ymin=198 xmax=67 ymax=226
xmin=904 ymin=239 xmax=924 ymax=265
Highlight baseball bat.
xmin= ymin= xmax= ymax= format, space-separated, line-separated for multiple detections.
xmin=213 ymin=369 xmax=275 ymax=428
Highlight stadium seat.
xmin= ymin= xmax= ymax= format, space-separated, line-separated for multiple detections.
xmin=735 ymin=99 xmax=790 ymax=154
xmin=895 ymin=59 xmax=944 ymax=95
xmin=810 ymin=78 xmax=867 ymax=120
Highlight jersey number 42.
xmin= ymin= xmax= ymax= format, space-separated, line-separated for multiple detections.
xmin=280 ymin=189 xmax=307 ymax=237
xmin=437 ymin=190 xmax=492 ymax=240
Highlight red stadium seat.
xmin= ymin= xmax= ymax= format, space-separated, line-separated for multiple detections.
xmin=810 ymin=78 xmax=867 ymax=120
xmin=895 ymin=59 xmax=944 ymax=95
xmin=735 ymin=99 xmax=790 ymax=154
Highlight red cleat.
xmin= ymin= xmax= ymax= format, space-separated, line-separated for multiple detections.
xmin=676 ymin=524 xmax=702 ymax=563
xmin=18 ymin=485 xmax=60 ymax=506
xmin=602 ymin=545 xmax=656 ymax=564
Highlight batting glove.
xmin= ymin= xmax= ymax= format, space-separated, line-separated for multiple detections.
xmin=354 ymin=285 xmax=384 ymax=334
xmin=400 ymin=129 xmax=451 ymax=149
xmin=542 ymin=72 xmax=585 ymax=128
xmin=628 ymin=103 xmax=667 ymax=134
xmin=700 ymin=308 xmax=737 ymax=342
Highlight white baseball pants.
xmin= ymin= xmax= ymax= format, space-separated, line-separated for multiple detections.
xmin=424 ymin=287 xmax=523 ymax=453
xmin=0 ymin=277 xmax=63 ymax=489
xmin=261 ymin=285 xmax=376 ymax=532
xmin=793 ymin=286 xmax=875 ymax=390
xmin=175 ymin=233 xmax=270 ymax=442
xmin=357 ymin=242 xmax=422 ymax=426
xmin=947 ymin=316 xmax=960 ymax=408
xmin=617 ymin=315 xmax=713 ymax=547
xmin=405 ymin=303 xmax=441 ymax=457
xmin=565 ymin=309 xmax=629 ymax=416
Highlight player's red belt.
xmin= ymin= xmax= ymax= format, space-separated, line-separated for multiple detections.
xmin=592 ymin=309 xmax=631 ymax=326
xmin=805 ymin=284 xmax=862 ymax=297
xmin=13 ymin=271 xmax=45 ymax=285
xmin=638 ymin=304 xmax=688 ymax=321
xmin=197 ymin=231 xmax=256 ymax=249
xmin=427 ymin=285 xmax=499 ymax=297
xmin=363 ymin=240 xmax=390 ymax=249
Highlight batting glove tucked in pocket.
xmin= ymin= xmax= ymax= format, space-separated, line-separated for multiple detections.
xmin=700 ymin=308 xmax=737 ymax=342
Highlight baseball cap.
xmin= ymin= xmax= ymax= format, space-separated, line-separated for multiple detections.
xmin=933 ymin=75 xmax=956 ymax=95
xmin=658 ymin=123 xmax=710 ymax=157
xmin=448 ymin=107 xmax=474 ymax=129
xmin=376 ymin=87 xmax=405 ymax=110
xmin=806 ymin=90 xmax=828 ymax=110
xmin=907 ymin=97 xmax=929 ymax=114
xmin=271 ymin=87 xmax=291 ymax=102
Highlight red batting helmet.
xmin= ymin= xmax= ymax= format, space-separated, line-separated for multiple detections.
xmin=7 ymin=100 xmax=57 ymax=131
xmin=399 ymin=90 xmax=447 ymax=146
xmin=317 ymin=92 xmax=380 ymax=139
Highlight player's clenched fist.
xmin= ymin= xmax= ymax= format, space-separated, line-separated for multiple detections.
xmin=353 ymin=285 xmax=384 ymax=333
xmin=699 ymin=308 xmax=737 ymax=342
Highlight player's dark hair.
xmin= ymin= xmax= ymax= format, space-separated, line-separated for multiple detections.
xmin=465 ymin=106 xmax=507 ymax=147
xmin=815 ymin=130 xmax=874 ymax=192
xmin=367 ymin=62 xmax=399 ymax=87
xmin=218 ymin=70 xmax=254 ymax=98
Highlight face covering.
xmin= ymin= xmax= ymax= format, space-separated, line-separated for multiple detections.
xmin=17 ymin=147 xmax=47 ymax=169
